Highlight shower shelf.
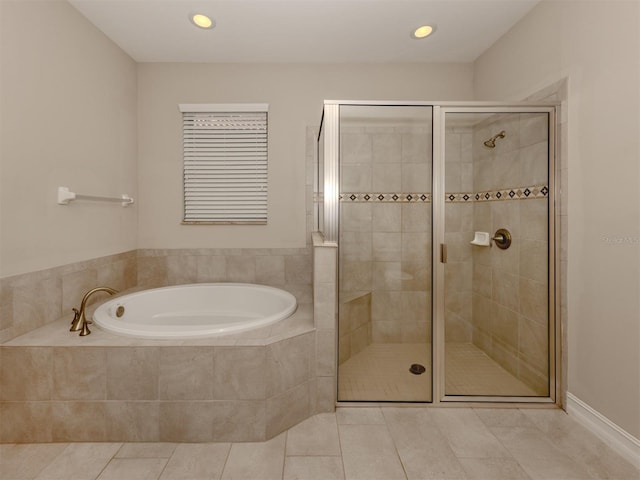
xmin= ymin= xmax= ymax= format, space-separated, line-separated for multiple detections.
xmin=470 ymin=231 xmax=491 ymax=246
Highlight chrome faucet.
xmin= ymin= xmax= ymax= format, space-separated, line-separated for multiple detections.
xmin=70 ymin=286 xmax=118 ymax=336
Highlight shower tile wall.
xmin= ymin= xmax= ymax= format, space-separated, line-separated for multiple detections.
xmin=469 ymin=113 xmax=549 ymax=395
xmin=338 ymin=292 xmax=371 ymax=365
xmin=339 ymin=125 xmax=432 ymax=349
xmin=444 ymin=128 xmax=474 ymax=342
xmin=330 ymin=108 xmax=552 ymax=399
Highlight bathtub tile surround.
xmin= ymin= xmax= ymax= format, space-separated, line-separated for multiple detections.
xmin=158 ymin=347 xmax=214 ymax=400
xmin=137 ymin=248 xmax=312 ymax=304
xmin=0 ymin=328 xmax=317 ymax=442
xmin=54 ymin=347 xmax=108 ymax=401
xmin=266 ymin=381 xmax=312 ymax=439
xmin=213 ymin=346 xmax=267 ymax=400
xmin=0 ymin=251 xmax=137 ymax=343
xmin=104 ymin=402 xmax=160 ymax=441
xmin=0 ymin=347 xmax=53 ymax=401
xmin=266 ymin=334 xmax=314 ymax=398
xmin=0 ymin=245 xmax=312 ymax=341
xmin=0 ymin=238 xmax=324 ymax=442
xmin=108 ymin=347 xmax=159 ymax=400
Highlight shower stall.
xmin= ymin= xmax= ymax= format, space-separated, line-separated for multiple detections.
xmin=316 ymin=101 xmax=558 ymax=404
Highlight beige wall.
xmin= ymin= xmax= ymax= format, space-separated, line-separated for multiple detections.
xmin=137 ymin=62 xmax=473 ymax=249
xmin=474 ymin=1 xmax=640 ymax=437
xmin=0 ymin=1 xmax=138 ymax=278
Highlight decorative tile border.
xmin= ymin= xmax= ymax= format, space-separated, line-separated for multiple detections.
xmin=338 ymin=185 xmax=548 ymax=203
xmin=339 ymin=193 xmax=432 ymax=203
xmin=469 ymin=185 xmax=549 ymax=203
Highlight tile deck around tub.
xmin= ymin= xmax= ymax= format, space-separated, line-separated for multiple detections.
xmin=2 ymin=302 xmax=314 ymax=347
xmin=0 ymin=302 xmax=319 ymax=444
xmin=1 ymin=407 xmax=638 ymax=480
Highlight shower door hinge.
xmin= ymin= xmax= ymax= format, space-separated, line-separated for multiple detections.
xmin=440 ymin=243 xmax=447 ymax=263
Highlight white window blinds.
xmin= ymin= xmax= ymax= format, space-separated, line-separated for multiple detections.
xmin=179 ymin=103 xmax=268 ymax=224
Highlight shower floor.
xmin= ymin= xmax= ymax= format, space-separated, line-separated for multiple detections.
xmin=338 ymin=342 xmax=537 ymax=402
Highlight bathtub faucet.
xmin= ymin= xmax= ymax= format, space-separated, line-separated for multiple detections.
xmin=70 ymin=286 xmax=118 ymax=336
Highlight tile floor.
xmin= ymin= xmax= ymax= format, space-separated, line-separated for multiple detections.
xmin=338 ymin=343 xmax=537 ymax=401
xmin=443 ymin=343 xmax=539 ymax=397
xmin=1 ymin=407 xmax=638 ymax=480
xmin=338 ymin=343 xmax=432 ymax=401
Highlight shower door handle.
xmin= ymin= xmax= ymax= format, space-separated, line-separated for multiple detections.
xmin=440 ymin=243 xmax=447 ymax=263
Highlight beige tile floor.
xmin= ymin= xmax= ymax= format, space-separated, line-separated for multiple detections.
xmin=444 ymin=343 xmax=539 ymax=397
xmin=339 ymin=343 xmax=537 ymax=401
xmin=1 ymin=407 xmax=638 ymax=480
xmin=338 ymin=343 xmax=432 ymax=401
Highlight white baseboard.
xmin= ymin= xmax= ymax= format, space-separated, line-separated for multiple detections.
xmin=566 ymin=392 xmax=640 ymax=468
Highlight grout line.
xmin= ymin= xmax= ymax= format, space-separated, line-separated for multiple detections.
xmin=29 ymin=443 xmax=72 ymax=480
xmin=381 ymin=408 xmax=410 ymax=480
xmin=92 ymin=451 xmax=118 ymax=480
xmin=335 ymin=411 xmax=347 ymax=480
xmin=219 ymin=440 xmax=233 ymax=479
xmin=280 ymin=430 xmax=288 ymax=479
xmin=155 ymin=451 xmax=171 ymax=480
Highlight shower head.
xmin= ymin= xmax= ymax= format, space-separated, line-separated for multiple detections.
xmin=483 ymin=130 xmax=506 ymax=148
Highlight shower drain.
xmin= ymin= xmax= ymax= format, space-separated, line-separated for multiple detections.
xmin=409 ymin=363 xmax=426 ymax=375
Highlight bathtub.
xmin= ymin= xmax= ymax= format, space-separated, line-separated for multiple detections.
xmin=92 ymin=283 xmax=297 ymax=339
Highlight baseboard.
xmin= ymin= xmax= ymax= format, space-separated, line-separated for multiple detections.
xmin=566 ymin=392 xmax=640 ymax=468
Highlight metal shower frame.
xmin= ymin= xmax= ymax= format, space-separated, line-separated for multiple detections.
xmin=319 ymin=100 xmax=560 ymax=406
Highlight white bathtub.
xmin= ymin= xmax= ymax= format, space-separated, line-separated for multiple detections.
xmin=92 ymin=283 xmax=297 ymax=339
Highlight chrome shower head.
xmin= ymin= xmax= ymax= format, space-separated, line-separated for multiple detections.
xmin=483 ymin=130 xmax=506 ymax=148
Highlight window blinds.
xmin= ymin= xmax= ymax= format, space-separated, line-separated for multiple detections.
xmin=180 ymin=104 xmax=268 ymax=224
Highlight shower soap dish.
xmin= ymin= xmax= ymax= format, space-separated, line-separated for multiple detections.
xmin=470 ymin=232 xmax=491 ymax=246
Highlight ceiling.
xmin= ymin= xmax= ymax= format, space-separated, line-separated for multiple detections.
xmin=68 ymin=0 xmax=539 ymax=64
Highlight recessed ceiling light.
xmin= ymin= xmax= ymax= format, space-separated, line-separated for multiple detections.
xmin=411 ymin=25 xmax=435 ymax=39
xmin=190 ymin=13 xmax=215 ymax=29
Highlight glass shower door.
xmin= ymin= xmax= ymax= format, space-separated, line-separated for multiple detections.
xmin=441 ymin=109 xmax=554 ymax=399
xmin=337 ymin=105 xmax=433 ymax=402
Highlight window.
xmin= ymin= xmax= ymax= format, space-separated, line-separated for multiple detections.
xmin=179 ymin=103 xmax=268 ymax=224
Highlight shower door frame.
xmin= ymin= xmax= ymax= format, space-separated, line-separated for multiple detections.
xmin=323 ymin=100 xmax=560 ymax=406
xmin=434 ymin=105 xmax=558 ymax=405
